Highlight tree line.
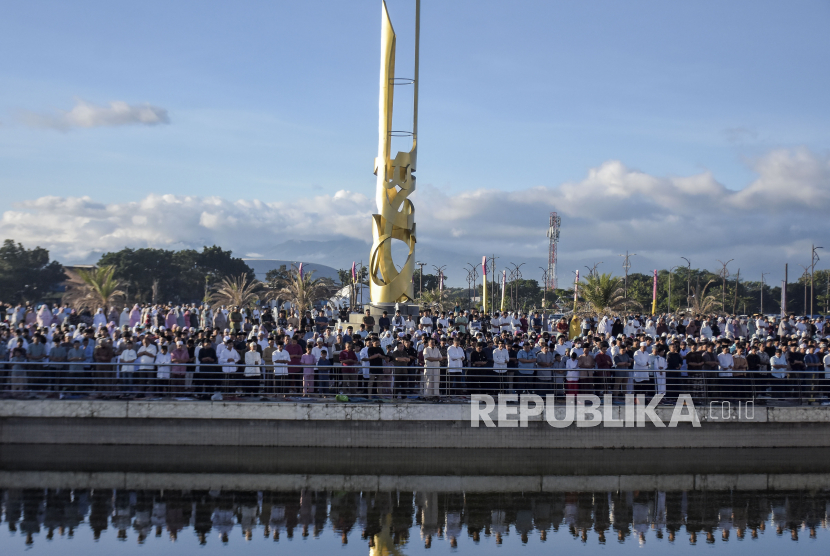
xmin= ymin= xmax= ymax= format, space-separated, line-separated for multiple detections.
xmin=2 ymin=238 xmax=828 ymax=315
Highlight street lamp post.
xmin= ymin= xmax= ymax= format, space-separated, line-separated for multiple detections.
xmin=415 ymin=261 xmax=426 ymax=299
xmin=799 ymin=264 xmax=810 ymax=315
xmin=811 ymin=245 xmax=823 ymax=316
xmin=465 ymin=263 xmax=479 ymax=310
xmin=508 ymin=262 xmax=525 ymax=312
xmin=760 ymin=271 xmax=769 ymax=315
xmin=717 ymin=259 xmax=734 ymax=315
xmin=667 ymin=266 xmax=679 ymax=314
xmin=620 ymin=252 xmax=635 ymax=310
xmin=539 ymin=266 xmax=549 ymax=309
xmin=680 ymin=257 xmax=691 ymax=309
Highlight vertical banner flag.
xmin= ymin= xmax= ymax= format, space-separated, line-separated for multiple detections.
xmin=573 ymin=270 xmax=579 ymax=311
xmin=482 ymin=256 xmax=488 ymax=312
xmin=351 ymin=262 xmax=356 ymax=282
xmin=651 ymin=270 xmax=658 ymax=315
xmin=439 ymin=271 xmax=444 ymax=291
xmin=781 ymin=281 xmax=786 ymax=317
xmin=298 ymin=263 xmax=304 ymax=281
xmin=500 ymin=270 xmax=506 ymax=311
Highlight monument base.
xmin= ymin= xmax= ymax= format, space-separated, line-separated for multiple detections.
xmin=367 ymin=302 xmax=420 ymax=318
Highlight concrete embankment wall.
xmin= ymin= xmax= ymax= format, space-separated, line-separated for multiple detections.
xmin=2 ymin=401 xmax=830 ymax=448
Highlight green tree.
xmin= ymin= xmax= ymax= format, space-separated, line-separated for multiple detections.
xmin=271 ymin=266 xmax=333 ymax=315
xmin=413 ymin=270 xmax=441 ymax=294
xmin=209 ymin=274 xmax=263 ymax=309
xmin=62 ymin=265 xmax=125 ymax=310
xmin=0 ymin=239 xmax=66 ymax=304
xmin=99 ymin=245 xmax=252 ymax=304
xmin=579 ymin=273 xmax=627 ymax=313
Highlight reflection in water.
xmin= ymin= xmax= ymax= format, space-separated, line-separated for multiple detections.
xmin=2 ymin=486 xmax=830 ymax=548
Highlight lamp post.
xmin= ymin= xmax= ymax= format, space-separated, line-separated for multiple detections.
xmin=760 ymin=271 xmax=769 ymax=315
xmin=430 ymin=264 xmax=447 ymax=312
xmin=584 ymin=262 xmax=603 ymax=278
xmin=811 ymin=245 xmax=823 ymax=316
xmin=799 ymin=264 xmax=810 ymax=315
xmin=667 ymin=266 xmax=679 ymax=314
xmin=465 ymin=263 xmax=479 ymax=310
xmin=717 ymin=259 xmax=734 ymax=315
xmin=680 ymin=257 xmax=691 ymax=309
xmin=539 ymin=266 xmax=549 ymax=309
xmin=508 ymin=262 xmax=525 ymax=311
xmin=415 ymin=261 xmax=426 ymax=298
xmin=619 ymin=252 xmax=635 ymax=310
xmin=463 ymin=268 xmax=473 ymax=310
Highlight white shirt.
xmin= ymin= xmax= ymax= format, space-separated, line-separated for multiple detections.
xmin=632 ymin=350 xmax=651 ymax=381
xmin=244 ymin=351 xmax=262 ymax=376
xmin=218 ymin=345 xmax=240 ymax=373
xmin=120 ymin=349 xmax=137 ymax=372
xmin=446 ymin=345 xmax=465 ymax=371
xmin=770 ymin=355 xmax=788 ymax=379
xmin=492 ymin=347 xmax=509 ymax=372
xmin=565 ymin=358 xmax=579 ymax=381
xmin=272 ymin=349 xmax=291 ymax=375
xmin=136 ymin=343 xmax=158 ymax=370
xmin=717 ymin=352 xmax=734 ymax=377
xmin=419 ymin=317 xmax=433 ymax=332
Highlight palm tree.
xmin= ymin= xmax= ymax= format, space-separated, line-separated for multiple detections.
xmin=418 ymin=288 xmax=448 ymax=312
xmin=689 ymin=279 xmax=720 ymax=314
xmin=272 ymin=266 xmax=332 ymax=316
xmin=579 ymin=273 xmax=628 ymax=313
xmin=209 ymin=274 xmax=263 ymax=309
xmin=62 ymin=265 xmax=125 ymax=310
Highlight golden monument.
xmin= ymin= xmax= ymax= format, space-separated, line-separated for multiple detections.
xmin=369 ymin=0 xmax=419 ymax=304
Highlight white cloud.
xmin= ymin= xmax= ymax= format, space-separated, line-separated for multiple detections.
xmin=21 ymin=99 xmax=170 ymax=130
xmin=1 ymin=148 xmax=828 ymax=280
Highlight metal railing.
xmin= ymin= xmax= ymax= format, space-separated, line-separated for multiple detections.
xmin=0 ymin=361 xmax=826 ymax=405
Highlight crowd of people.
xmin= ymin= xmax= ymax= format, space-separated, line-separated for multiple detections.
xmin=1 ymin=301 xmax=829 ymax=403
xmin=3 ymin=485 xmax=829 ymax=546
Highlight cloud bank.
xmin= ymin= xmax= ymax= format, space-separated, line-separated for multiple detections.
xmin=1 ymin=148 xmax=828 ymax=279
xmin=21 ymin=99 xmax=170 ymax=130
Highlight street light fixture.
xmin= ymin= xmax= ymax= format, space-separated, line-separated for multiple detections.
xmin=717 ymin=259 xmax=734 ymax=314
xmin=680 ymin=257 xmax=691 ymax=309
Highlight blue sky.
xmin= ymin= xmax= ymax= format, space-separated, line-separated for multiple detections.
xmin=1 ymin=0 xmax=829 ymax=281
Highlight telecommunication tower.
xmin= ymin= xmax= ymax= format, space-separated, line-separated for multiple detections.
xmin=546 ymin=212 xmax=561 ymax=290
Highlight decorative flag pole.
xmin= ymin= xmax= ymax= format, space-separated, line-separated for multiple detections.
xmin=569 ymin=270 xmax=581 ymax=340
xmin=652 ymin=270 xmax=658 ymax=315
xmin=482 ymin=256 xmax=487 ymax=313
xmin=500 ymin=270 xmax=506 ymax=312
xmin=299 ymin=263 xmax=304 ymax=281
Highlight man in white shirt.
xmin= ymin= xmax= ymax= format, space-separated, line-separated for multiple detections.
xmin=437 ymin=312 xmax=449 ymax=332
xmin=717 ymin=345 xmax=734 ymax=400
xmin=271 ymin=342 xmax=291 ymax=396
xmin=632 ymin=344 xmax=652 ymax=399
xmin=419 ymin=311 xmax=433 ymax=334
xmin=422 ymin=338 xmax=442 ymax=398
xmin=135 ymin=336 xmax=158 ymax=396
xmin=770 ymin=349 xmax=788 ymax=401
xmin=217 ymin=337 xmax=240 ymax=394
xmin=404 ymin=316 xmax=416 ymax=333
xmin=446 ymin=337 xmax=466 ymax=395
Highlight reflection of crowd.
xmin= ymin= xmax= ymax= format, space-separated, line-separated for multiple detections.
xmin=2 ymin=486 xmax=830 ymax=546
